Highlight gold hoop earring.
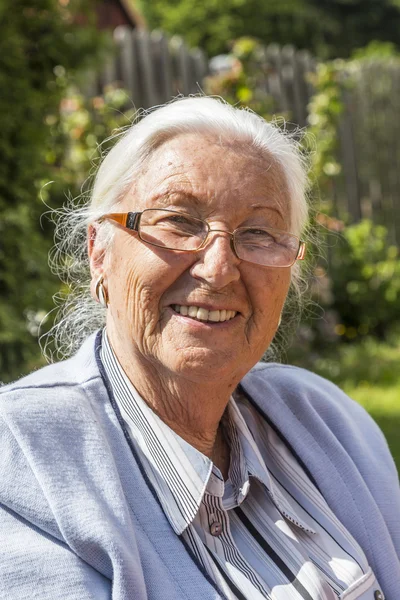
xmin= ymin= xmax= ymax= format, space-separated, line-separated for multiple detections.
xmin=95 ymin=275 xmax=109 ymax=308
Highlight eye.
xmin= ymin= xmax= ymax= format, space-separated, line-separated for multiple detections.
xmin=239 ymin=228 xmax=276 ymax=242
xmin=246 ymin=228 xmax=273 ymax=236
xmin=162 ymin=214 xmax=194 ymax=225
xmin=149 ymin=211 xmax=205 ymax=237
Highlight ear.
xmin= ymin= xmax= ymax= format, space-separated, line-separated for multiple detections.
xmin=88 ymin=223 xmax=105 ymax=273
xmin=88 ymin=224 xmax=107 ymax=301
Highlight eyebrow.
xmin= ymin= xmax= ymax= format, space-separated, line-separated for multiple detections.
xmin=149 ymin=190 xmax=205 ymax=209
xmin=149 ymin=190 xmax=286 ymax=220
xmin=249 ymin=203 xmax=285 ymax=219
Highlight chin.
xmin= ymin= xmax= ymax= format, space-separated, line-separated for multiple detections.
xmin=161 ymin=345 xmax=247 ymax=384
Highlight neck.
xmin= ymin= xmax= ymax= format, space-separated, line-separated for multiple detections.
xmin=106 ymin=334 xmax=236 ymax=473
xmin=127 ymin=358 xmax=231 ymax=456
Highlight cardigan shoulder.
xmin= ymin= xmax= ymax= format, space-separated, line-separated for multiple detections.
xmin=243 ymin=361 xmax=396 ymax=475
xmin=0 ymin=333 xmax=101 ymax=396
xmin=0 ymin=334 xmax=104 ymax=542
xmin=242 ymin=363 xmax=400 ymax=501
xmin=245 ymin=361 xmax=384 ymax=434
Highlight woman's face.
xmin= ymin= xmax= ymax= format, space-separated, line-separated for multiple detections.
xmin=93 ymin=133 xmax=292 ymax=385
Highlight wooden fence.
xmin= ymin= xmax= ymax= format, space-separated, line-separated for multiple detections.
xmin=241 ymin=43 xmax=317 ymax=128
xmin=90 ymin=30 xmax=316 ymax=123
xmin=332 ymin=61 xmax=400 ymax=243
xmin=86 ymin=26 xmax=208 ymax=108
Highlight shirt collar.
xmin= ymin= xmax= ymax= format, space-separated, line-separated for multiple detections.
xmin=233 ymin=388 xmax=317 ymax=534
xmin=101 ymin=329 xmax=212 ymax=534
xmin=101 ymin=329 xmax=315 ymax=535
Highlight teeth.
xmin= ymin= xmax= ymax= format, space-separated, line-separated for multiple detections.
xmin=174 ymin=305 xmax=237 ymax=322
xmin=188 ymin=306 xmax=198 ymax=318
xmin=208 ymin=310 xmax=220 ymax=322
xmin=197 ymin=308 xmax=209 ymax=321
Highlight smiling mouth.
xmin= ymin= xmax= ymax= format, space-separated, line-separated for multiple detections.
xmin=172 ymin=304 xmax=238 ymax=323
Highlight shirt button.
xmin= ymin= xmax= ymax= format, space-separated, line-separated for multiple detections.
xmin=210 ymin=521 xmax=223 ymax=536
xmin=374 ymin=591 xmax=384 ymax=600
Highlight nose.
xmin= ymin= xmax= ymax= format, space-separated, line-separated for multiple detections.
xmin=190 ymin=229 xmax=241 ymax=289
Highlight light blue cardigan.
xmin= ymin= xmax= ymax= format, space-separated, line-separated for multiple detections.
xmin=1 ymin=332 xmax=399 ymax=600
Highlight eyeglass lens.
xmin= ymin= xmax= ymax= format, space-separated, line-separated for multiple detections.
xmin=138 ymin=209 xmax=299 ymax=267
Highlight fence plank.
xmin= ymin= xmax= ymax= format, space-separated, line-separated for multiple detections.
xmin=136 ymin=30 xmax=158 ymax=107
xmin=174 ymin=37 xmax=192 ymax=96
xmin=100 ymin=53 xmax=118 ymax=89
xmin=152 ymin=30 xmax=174 ymax=102
xmin=191 ymin=48 xmax=208 ymax=93
xmin=333 ymin=60 xmax=400 ymax=242
xmin=265 ymin=44 xmax=290 ymax=113
xmin=114 ymin=26 xmax=141 ymax=107
xmin=338 ymin=88 xmax=362 ymax=222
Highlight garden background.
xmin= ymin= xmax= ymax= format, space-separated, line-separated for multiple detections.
xmin=1 ymin=0 xmax=400 ymax=468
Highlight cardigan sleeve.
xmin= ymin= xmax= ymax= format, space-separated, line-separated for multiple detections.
xmin=0 ymin=502 xmax=110 ymax=600
xmin=0 ymin=394 xmax=111 ymax=600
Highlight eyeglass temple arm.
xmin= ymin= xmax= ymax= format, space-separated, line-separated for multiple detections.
xmin=98 ymin=212 xmax=141 ymax=231
xmin=296 ymin=242 xmax=306 ymax=261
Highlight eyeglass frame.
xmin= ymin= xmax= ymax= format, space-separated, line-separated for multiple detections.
xmin=97 ymin=209 xmax=306 ymax=267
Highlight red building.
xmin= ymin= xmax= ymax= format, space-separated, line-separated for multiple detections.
xmin=95 ymin=0 xmax=145 ymax=30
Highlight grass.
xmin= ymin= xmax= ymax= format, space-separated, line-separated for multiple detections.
xmin=290 ymin=336 xmax=400 ymax=472
xmin=343 ymin=383 xmax=400 ymax=470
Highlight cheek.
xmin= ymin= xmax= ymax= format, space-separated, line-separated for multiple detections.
xmin=110 ymin=259 xmax=161 ymax=328
xmin=274 ymin=269 xmax=292 ymax=305
xmin=125 ymin=269 xmax=156 ymax=323
xmin=107 ymin=243 xmax=191 ymax=338
xmin=252 ymin=269 xmax=291 ymax=320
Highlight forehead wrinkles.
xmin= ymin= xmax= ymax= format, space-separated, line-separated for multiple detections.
xmin=130 ymin=135 xmax=291 ymax=217
xmin=134 ymin=144 xmax=195 ymax=201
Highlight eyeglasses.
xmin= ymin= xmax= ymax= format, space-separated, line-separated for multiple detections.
xmin=98 ymin=209 xmax=306 ymax=268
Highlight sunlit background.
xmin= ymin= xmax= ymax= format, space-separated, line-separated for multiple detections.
xmin=2 ymin=0 xmax=400 ymax=466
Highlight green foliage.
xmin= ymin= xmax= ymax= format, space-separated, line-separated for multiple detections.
xmin=327 ymin=220 xmax=400 ymax=339
xmin=205 ymin=38 xmax=275 ymax=119
xmin=311 ymin=323 xmax=400 ymax=388
xmin=44 ymin=86 xmax=133 ymax=204
xmin=3 ymin=83 xmax=133 ymax=385
xmin=307 ymin=0 xmax=400 ymax=58
xmin=287 ymin=220 xmax=400 ymax=367
xmin=143 ymin=0 xmax=315 ymax=58
xmin=0 ymin=0 xmax=109 ymax=383
xmin=142 ymin=0 xmax=400 ymax=58
xmin=307 ymin=62 xmax=344 ymax=196
xmin=351 ymin=40 xmax=400 ymax=60
xmin=304 ymin=47 xmax=400 ymax=346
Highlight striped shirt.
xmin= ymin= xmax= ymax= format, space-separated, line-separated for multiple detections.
xmin=101 ymin=331 xmax=377 ymax=600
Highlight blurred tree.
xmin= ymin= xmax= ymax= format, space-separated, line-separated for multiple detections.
xmin=0 ymin=0 xmax=107 ymax=382
xmin=307 ymin=0 xmax=400 ymax=58
xmin=142 ymin=0 xmax=400 ymax=58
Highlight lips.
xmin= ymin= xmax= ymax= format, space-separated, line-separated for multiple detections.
xmin=172 ymin=304 xmax=237 ymax=323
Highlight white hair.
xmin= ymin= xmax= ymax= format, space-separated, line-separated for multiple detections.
xmin=42 ymin=96 xmax=310 ymax=361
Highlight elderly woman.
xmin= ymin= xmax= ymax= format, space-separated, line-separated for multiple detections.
xmin=0 ymin=98 xmax=399 ymax=600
